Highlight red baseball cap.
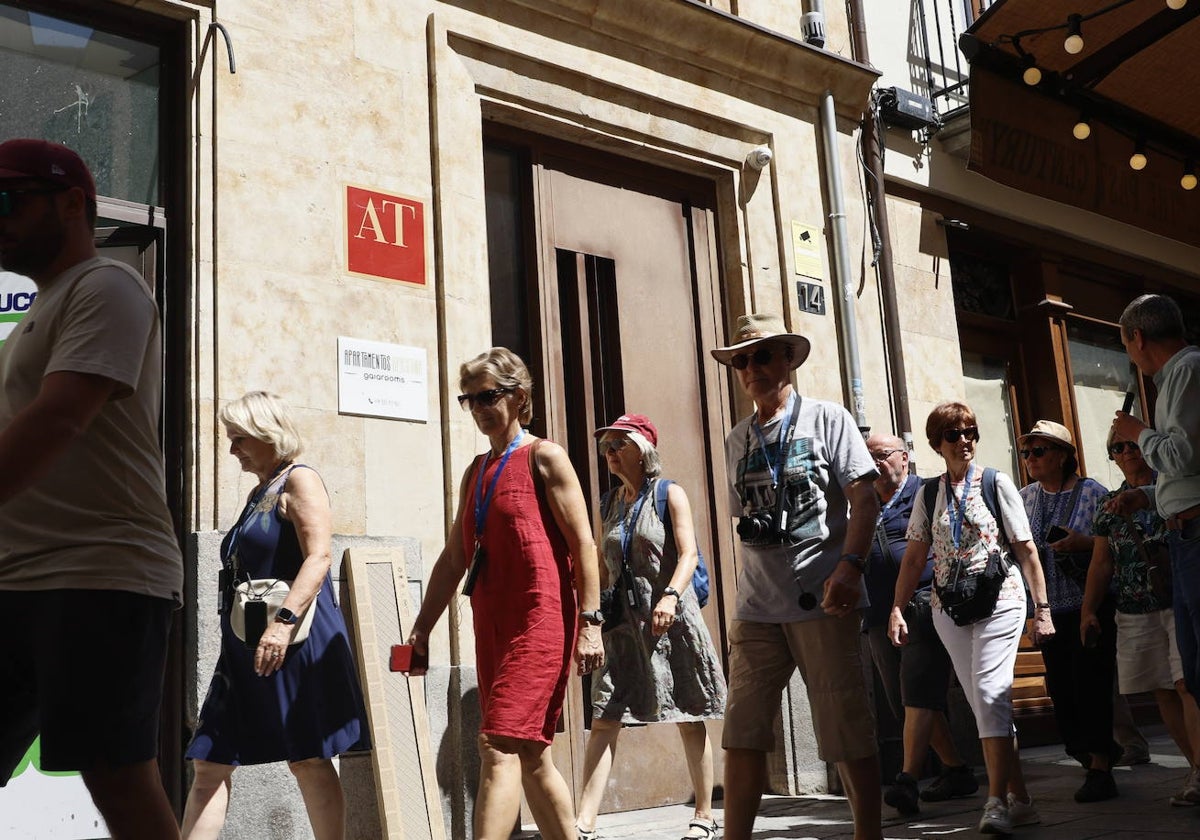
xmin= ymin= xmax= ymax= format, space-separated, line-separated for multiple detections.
xmin=0 ymin=139 xmax=96 ymax=201
xmin=593 ymin=413 xmax=658 ymax=448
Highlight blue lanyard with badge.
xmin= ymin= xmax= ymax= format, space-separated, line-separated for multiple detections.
xmin=945 ymin=462 xmax=976 ymax=552
xmin=462 ymin=429 xmax=525 ymax=596
xmin=616 ymin=480 xmax=652 ymax=612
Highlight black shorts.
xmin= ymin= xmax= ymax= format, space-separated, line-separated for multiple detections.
xmin=899 ymin=589 xmax=954 ymax=712
xmin=0 ymin=588 xmax=173 ymax=783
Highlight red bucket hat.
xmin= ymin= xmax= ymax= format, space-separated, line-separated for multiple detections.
xmin=0 ymin=139 xmax=96 ymax=201
xmin=593 ymin=413 xmax=658 ymax=448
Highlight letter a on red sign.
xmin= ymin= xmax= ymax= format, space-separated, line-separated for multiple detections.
xmin=346 ymin=186 xmax=426 ymax=285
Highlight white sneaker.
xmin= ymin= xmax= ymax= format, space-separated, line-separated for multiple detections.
xmin=1006 ymin=793 xmax=1041 ymax=826
xmin=1169 ymin=767 xmax=1200 ymax=806
xmin=979 ymin=796 xmax=1012 ymax=834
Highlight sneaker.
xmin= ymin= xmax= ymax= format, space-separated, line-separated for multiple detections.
xmin=1074 ymin=768 xmax=1118 ymax=803
xmin=883 ymin=771 xmax=920 ymax=815
xmin=979 ymin=796 xmax=1012 ymax=834
xmin=1169 ymin=767 xmax=1200 ymax=806
xmin=921 ymin=764 xmax=980 ymax=801
xmin=1006 ymin=793 xmax=1041 ymax=826
xmin=1115 ymin=742 xmax=1151 ymax=766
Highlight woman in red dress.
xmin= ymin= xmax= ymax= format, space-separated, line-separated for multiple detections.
xmin=408 ymin=347 xmax=603 ymax=840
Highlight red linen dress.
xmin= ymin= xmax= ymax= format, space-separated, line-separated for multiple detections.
xmin=463 ymin=441 xmax=577 ymax=744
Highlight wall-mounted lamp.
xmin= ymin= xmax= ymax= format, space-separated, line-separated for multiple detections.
xmin=746 ymin=146 xmax=773 ymax=171
xmin=1064 ymin=14 xmax=1084 ymax=55
xmin=1182 ymin=160 xmax=1198 ymax=190
xmin=1167 ymin=0 xmax=1188 ymax=10
xmin=1022 ymin=55 xmax=1043 ymax=86
xmin=1072 ymin=117 xmax=1091 ymax=140
xmin=1129 ymin=140 xmax=1148 ymax=171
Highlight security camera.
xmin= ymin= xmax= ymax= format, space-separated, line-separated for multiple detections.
xmin=801 ymin=11 xmax=826 ymax=48
xmin=746 ymin=146 xmax=773 ymax=170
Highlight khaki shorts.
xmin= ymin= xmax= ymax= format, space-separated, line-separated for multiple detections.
xmin=1117 ymin=608 xmax=1183 ymax=693
xmin=721 ymin=614 xmax=876 ymax=763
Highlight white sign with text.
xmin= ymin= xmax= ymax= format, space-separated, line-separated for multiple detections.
xmin=337 ymin=337 xmax=428 ymax=422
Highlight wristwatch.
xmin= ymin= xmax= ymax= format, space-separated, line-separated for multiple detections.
xmin=579 ymin=609 xmax=605 ymax=626
xmin=662 ymin=586 xmax=682 ymax=600
xmin=274 ymin=607 xmax=299 ymax=625
xmin=840 ymin=553 xmax=867 ymax=573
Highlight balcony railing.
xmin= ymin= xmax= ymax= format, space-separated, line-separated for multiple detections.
xmin=913 ymin=0 xmax=995 ymax=119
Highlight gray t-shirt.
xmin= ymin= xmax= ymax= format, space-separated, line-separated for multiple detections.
xmin=0 ymin=257 xmax=183 ymax=603
xmin=725 ymin=394 xmax=876 ymax=623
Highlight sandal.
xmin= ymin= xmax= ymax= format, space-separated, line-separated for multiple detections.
xmin=681 ymin=818 xmax=719 ymax=839
xmin=576 ymin=827 xmax=599 ymax=840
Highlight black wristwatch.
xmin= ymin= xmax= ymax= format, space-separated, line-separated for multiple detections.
xmin=840 ymin=553 xmax=867 ymax=573
xmin=662 ymin=586 xmax=682 ymax=600
xmin=579 ymin=609 xmax=605 ymax=626
xmin=275 ymin=607 xmax=299 ymax=625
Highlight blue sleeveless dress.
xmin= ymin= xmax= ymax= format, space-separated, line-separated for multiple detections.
xmin=186 ymin=465 xmax=369 ymax=765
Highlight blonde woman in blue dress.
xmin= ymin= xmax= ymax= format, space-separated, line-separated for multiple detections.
xmin=576 ymin=414 xmax=727 ymax=840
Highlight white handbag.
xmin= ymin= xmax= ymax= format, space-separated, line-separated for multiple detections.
xmin=229 ymin=578 xmax=317 ymax=646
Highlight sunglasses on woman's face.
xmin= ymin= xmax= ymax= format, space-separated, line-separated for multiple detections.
xmin=1108 ymin=441 xmax=1140 ymax=456
xmin=941 ymin=426 xmax=979 ymax=444
xmin=1020 ymin=445 xmax=1054 ymax=459
xmin=730 ymin=346 xmax=776 ymax=370
xmin=456 ymin=386 xmax=514 ymax=409
xmin=598 ymin=437 xmax=632 ymax=456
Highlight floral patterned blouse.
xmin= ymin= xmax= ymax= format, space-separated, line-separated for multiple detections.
xmin=1093 ymin=480 xmax=1171 ymax=615
xmin=907 ymin=467 xmax=1032 ymax=611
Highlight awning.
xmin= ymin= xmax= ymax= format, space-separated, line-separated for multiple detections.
xmin=960 ymin=0 xmax=1200 ymax=247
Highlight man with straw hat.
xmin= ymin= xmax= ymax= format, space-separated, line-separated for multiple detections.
xmin=712 ymin=312 xmax=882 ymax=840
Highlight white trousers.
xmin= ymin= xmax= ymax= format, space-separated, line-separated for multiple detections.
xmin=933 ymin=598 xmax=1026 ymax=738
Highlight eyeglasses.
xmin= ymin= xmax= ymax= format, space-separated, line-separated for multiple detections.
xmin=870 ymin=448 xmax=903 ymax=462
xmin=1108 ymin=441 xmax=1140 ymax=456
xmin=730 ymin=346 xmax=776 ymax=370
xmin=598 ymin=437 xmax=632 ymax=456
xmin=0 ymin=186 xmax=66 ymax=217
xmin=941 ymin=426 xmax=979 ymax=444
xmin=456 ymin=386 xmax=514 ymax=409
xmin=1019 ymin=445 xmax=1054 ymax=459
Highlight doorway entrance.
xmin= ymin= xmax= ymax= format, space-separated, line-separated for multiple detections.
xmin=483 ymin=133 xmax=729 ymax=814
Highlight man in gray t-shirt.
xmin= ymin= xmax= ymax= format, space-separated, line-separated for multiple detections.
xmin=713 ymin=313 xmax=881 ymax=840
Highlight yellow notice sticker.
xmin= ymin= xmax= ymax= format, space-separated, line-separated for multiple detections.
xmin=791 ymin=221 xmax=823 ymax=279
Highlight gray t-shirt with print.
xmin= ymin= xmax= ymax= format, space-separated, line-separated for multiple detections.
xmin=725 ymin=395 xmax=876 ymax=623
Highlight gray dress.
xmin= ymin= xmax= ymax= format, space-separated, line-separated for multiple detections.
xmin=592 ymin=479 xmax=727 ymax=723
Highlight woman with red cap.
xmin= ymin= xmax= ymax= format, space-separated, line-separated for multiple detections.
xmin=575 ymin=414 xmax=727 ymax=840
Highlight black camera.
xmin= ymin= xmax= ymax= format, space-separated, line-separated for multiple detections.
xmin=737 ymin=512 xmax=785 ymax=544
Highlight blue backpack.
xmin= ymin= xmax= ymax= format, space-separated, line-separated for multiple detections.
xmin=601 ymin=479 xmax=711 ymax=607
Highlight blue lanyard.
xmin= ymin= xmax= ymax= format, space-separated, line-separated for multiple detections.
xmin=226 ymin=461 xmax=292 ymax=574
xmin=946 ymin=463 xmax=975 ymax=551
xmin=473 ymin=429 xmax=525 ymax=543
xmin=618 ymin=480 xmax=652 ymax=566
xmin=749 ymin=391 xmax=798 ymax=487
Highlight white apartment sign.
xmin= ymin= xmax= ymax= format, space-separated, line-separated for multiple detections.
xmin=337 ymin=337 xmax=428 ymax=422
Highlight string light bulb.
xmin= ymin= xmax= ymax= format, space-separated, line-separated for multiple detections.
xmin=1072 ymin=118 xmax=1091 ymax=140
xmin=1183 ymin=161 xmax=1198 ymax=191
xmin=1129 ymin=141 xmax=1148 ymax=171
xmin=1167 ymin=0 xmax=1187 ymax=10
xmin=1064 ymin=14 xmax=1084 ymax=54
xmin=1022 ymin=55 xmax=1042 ymax=86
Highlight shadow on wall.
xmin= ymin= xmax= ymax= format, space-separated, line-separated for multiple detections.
xmin=437 ymin=677 xmax=482 ymax=839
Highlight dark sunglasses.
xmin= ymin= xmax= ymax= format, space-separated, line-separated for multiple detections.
xmin=1019 ymin=445 xmax=1054 ymax=459
xmin=941 ymin=426 xmax=979 ymax=444
xmin=0 ymin=186 xmax=66 ymax=217
xmin=1108 ymin=441 xmax=1140 ymax=456
xmin=598 ymin=437 xmax=632 ymax=456
xmin=456 ymin=386 xmax=514 ymax=409
xmin=870 ymin=448 xmax=903 ymax=462
xmin=730 ymin=346 xmax=776 ymax=370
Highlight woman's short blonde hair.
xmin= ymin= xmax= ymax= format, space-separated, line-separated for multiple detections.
xmin=459 ymin=347 xmax=534 ymax=424
xmin=220 ymin=391 xmax=303 ymax=461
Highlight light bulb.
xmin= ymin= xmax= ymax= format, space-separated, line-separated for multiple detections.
xmin=1167 ymin=0 xmax=1187 ymax=10
xmin=1023 ymin=65 xmax=1043 ymax=86
xmin=1072 ymin=120 xmax=1091 ymax=140
xmin=1130 ymin=152 xmax=1148 ymax=171
xmin=1182 ymin=173 xmax=1198 ymax=190
xmin=1064 ymin=14 xmax=1084 ymax=54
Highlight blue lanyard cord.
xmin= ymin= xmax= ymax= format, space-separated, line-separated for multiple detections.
xmin=749 ymin=392 xmax=798 ymax=488
xmin=473 ymin=429 xmax=525 ymax=543
xmin=226 ymin=461 xmax=292 ymax=575
xmin=1037 ymin=485 xmax=1064 ymax=545
xmin=618 ymin=481 xmax=652 ymax=566
xmin=945 ymin=462 xmax=975 ymax=551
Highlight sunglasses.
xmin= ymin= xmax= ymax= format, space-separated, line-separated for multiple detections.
xmin=456 ymin=386 xmax=514 ymax=409
xmin=1019 ymin=445 xmax=1056 ymax=459
xmin=730 ymin=346 xmax=777 ymax=370
xmin=1108 ymin=441 xmax=1140 ymax=456
xmin=598 ymin=437 xmax=632 ymax=456
xmin=0 ymin=186 xmax=66 ymax=217
xmin=870 ymin=448 xmax=903 ymax=462
xmin=941 ymin=426 xmax=979 ymax=444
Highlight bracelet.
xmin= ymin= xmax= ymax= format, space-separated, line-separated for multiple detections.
xmin=840 ymin=552 xmax=867 ymax=573
xmin=1034 ymin=602 xmax=1051 ymax=610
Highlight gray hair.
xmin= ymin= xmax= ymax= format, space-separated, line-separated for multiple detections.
xmin=459 ymin=347 xmax=534 ymax=425
xmin=1119 ymin=294 xmax=1185 ymax=343
xmin=600 ymin=430 xmax=663 ymax=478
xmin=220 ymin=391 xmax=303 ymax=461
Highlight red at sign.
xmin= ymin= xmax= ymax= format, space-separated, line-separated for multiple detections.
xmin=346 ymin=186 xmax=426 ymax=285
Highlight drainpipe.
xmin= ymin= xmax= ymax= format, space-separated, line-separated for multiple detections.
xmin=846 ymin=0 xmax=916 ymax=454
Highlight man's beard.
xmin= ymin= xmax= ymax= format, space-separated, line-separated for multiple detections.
xmin=0 ymin=204 xmax=66 ymax=279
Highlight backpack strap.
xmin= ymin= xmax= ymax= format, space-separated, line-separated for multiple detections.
xmin=656 ymin=479 xmax=675 ymax=557
xmin=922 ymin=476 xmax=939 ymax=529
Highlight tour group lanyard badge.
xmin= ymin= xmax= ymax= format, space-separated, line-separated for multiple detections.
xmin=617 ymin=484 xmax=652 ymax=610
xmin=462 ymin=429 xmax=525 ymax=596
